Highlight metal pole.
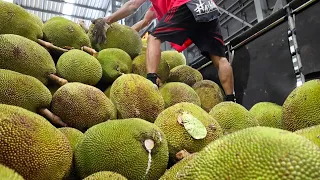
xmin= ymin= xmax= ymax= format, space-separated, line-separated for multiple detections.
xmin=218 ymin=7 xmax=254 ymax=28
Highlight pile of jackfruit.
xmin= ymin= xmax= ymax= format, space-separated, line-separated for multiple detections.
xmin=1 ymin=1 xmax=320 ymax=180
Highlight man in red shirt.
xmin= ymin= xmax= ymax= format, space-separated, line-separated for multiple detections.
xmin=92 ymin=0 xmax=236 ymax=102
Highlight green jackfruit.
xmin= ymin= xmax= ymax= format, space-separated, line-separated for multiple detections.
xmin=160 ymin=82 xmax=201 ymax=108
xmin=192 ymin=80 xmax=224 ymax=112
xmin=0 ymin=164 xmax=24 ymax=180
xmin=88 ymin=22 xmax=142 ymax=58
xmin=282 ymin=79 xmax=320 ymax=131
xmin=0 ymin=1 xmax=43 ymax=41
xmin=51 ymin=82 xmax=117 ymax=132
xmin=57 ymin=49 xmax=102 ymax=85
xmin=249 ymin=102 xmax=283 ymax=129
xmin=110 ymin=74 xmax=165 ymax=123
xmin=132 ymin=54 xmax=170 ymax=84
xmin=168 ymin=65 xmax=203 ymax=86
xmin=83 ymin=171 xmax=127 ymax=180
xmin=75 ymin=118 xmax=169 ymax=180
xmin=140 ymin=38 xmax=147 ymax=55
xmin=161 ymin=51 xmax=187 ymax=70
xmin=174 ymin=126 xmax=320 ymax=179
xmin=43 ymin=16 xmax=91 ymax=49
xmin=104 ymin=85 xmax=112 ymax=98
xmin=96 ymin=48 xmax=132 ymax=83
xmin=0 ymin=34 xmax=56 ymax=85
xmin=0 ymin=69 xmax=52 ymax=113
xmin=59 ymin=127 xmax=84 ymax=151
xmin=30 ymin=13 xmax=43 ymax=28
xmin=154 ymin=102 xmax=223 ymax=163
xmin=295 ymin=124 xmax=320 ymax=147
xmin=0 ymin=104 xmax=73 ymax=180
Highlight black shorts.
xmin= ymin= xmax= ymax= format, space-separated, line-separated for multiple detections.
xmin=150 ymin=4 xmax=226 ymax=59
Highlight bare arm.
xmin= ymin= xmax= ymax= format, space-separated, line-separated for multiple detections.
xmin=131 ymin=8 xmax=156 ymax=32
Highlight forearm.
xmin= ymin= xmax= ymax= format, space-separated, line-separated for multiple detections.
xmin=132 ymin=20 xmax=149 ymax=32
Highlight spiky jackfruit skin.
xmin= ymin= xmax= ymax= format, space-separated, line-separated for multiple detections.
xmin=209 ymin=102 xmax=259 ymax=135
xmin=0 ymin=1 xmax=43 ymax=41
xmin=96 ymin=48 xmax=132 ymax=84
xmin=192 ymin=80 xmax=224 ymax=112
xmin=160 ymin=82 xmax=201 ymax=108
xmin=0 ymin=34 xmax=56 ymax=85
xmin=88 ymin=23 xmax=142 ymax=58
xmin=51 ymin=82 xmax=117 ymax=132
xmin=110 ymin=74 xmax=165 ymax=123
xmin=0 ymin=69 xmax=52 ymax=112
xmin=140 ymin=38 xmax=147 ymax=55
xmin=282 ymin=80 xmax=320 ymax=131
xmin=57 ymin=49 xmax=102 ymax=85
xmin=295 ymin=125 xmax=320 ymax=147
xmin=249 ymin=102 xmax=283 ymax=129
xmin=161 ymin=51 xmax=187 ymax=70
xmin=174 ymin=126 xmax=320 ymax=179
xmin=0 ymin=104 xmax=73 ymax=180
xmin=104 ymin=85 xmax=112 ymax=98
xmin=132 ymin=54 xmax=170 ymax=83
xmin=154 ymin=102 xmax=223 ymax=163
xmin=75 ymin=118 xmax=169 ymax=180
xmin=83 ymin=171 xmax=127 ymax=180
xmin=58 ymin=127 xmax=84 ymax=151
xmin=30 ymin=13 xmax=43 ymax=28
xmin=168 ymin=65 xmax=203 ymax=87
xmin=0 ymin=164 xmax=24 ymax=180
xmin=43 ymin=17 xmax=91 ymax=49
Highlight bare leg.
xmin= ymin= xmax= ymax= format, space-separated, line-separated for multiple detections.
xmin=146 ymin=34 xmax=162 ymax=86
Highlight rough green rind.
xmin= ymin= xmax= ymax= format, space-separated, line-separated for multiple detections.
xmin=51 ymin=82 xmax=117 ymax=132
xmin=0 ymin=69 xmax=52 ymax=112
xmin=110 ymin=74 xmax=165 ymax=123
xmin=175 ymin=126 xmax=320 ymax=180
xmin=0 ymin=104 xmax=73 ymax=180
xmin=167 ymin=65 xmax=203 ymax=87
xmin=58 ymin=127 xmax=84 ymax=151
xmin=30 ymin=13 xmax=43 ymax=29
xmin=0 ymin=164 xmax=24 ymax=180
xmin=104 ymin=85 xmax=112 ymax=98
xmin=57 ymin=49 xmax=102 ymax=85
xmin=192 ymin=80 xmax=224 ymax=112
xmin=0 ymin=1 xmax=43 ymax=41
xmin=209 ymin=102 xmax=259 ymax=135
xmin=282 ymin=80 xmax=320 ymax=131
xmin=154 ymin=102 xmax=223 ymax=163
xmin=140 ymin=38 xmax=147 ymax=55
xmin=75 ymin=118 xmax=169 ymax=180
xmin=160 ymin=82 xmax=201 ymax=108
xmin=83 ymin=171 xmax=127 ymax=180
xmin=0 ymin=34 xmax=56 ymax=85
xmin=88 ymin=23 xmax=142 ymax=58
xmin=96 ymin=48 xmax=132 ymax=84
xmin=43 ymin=16 xmax=91 ymax=49
xmin=132 ymin=54 xmax=170 ymax=83
xmin=295 ymin=124 xmax=320 ymax=147
xmin=161 ymin=51 xmax=187 ymax=70
xmin=249 ymin=102 xmax=283 ymax=129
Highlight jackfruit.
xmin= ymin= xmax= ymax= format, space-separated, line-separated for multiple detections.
xmin=96 ymin=48 xmax=132 ymax=83
xmin=132 ymin=54 xmax=170 ymax=84
xmin=282 ymin=79 xmax=320 ymax=131
xmin=167 ymin=65 xmax=203 ymax=86
xmin=161 ymin=51 xmax=187 ymax=70
xmin=88 ymin=22 xmax=142 ymax=58
xmin=0 ymin=69 xmax=52 ymax=113
xmin=0 ymin=164 xmax=24 ymax=180
xmin=75 ymin=118 xmax=169 ymax=180
xmin=249 ymin=102 xmax=283 ymax=129
xmin=83 ymin=171 xmax=127 ymax=180
xmin=209 ymin=102 xmax=259 ymax=135
xmin=192 ymin=80 xmax=224 ymax=112
xmin=0 ymin=1 xmax=43 ymax=41
xmin=110 ymin=74 xmax=165 ymax=123
xmin=0 ymin=104 xmax=73 ymax=180
xmin=30 ymin=13 xmax=43 ymax=28
xmin=140 ymin=38 xmax=147 ymax=55
xmin=59 ymin=127 xmax=84 ymax=151
xmin=56 ymin=49 xmax=102 ymax=85
xmin=104 ymin=85 xmax=112 ymax=98
xmin=43 ymin=16 xmax=91 ymax=49
xmin=154 ymin=102 xmax=223 ymax=163
xmin=174 ymin=126 xmax=320 ymax=179
xmin=160 ymin=82 xmax=201 ymax=108
xmin=295 ymin=124 xmax=320 ymax=147
xmin=51 ymin=82 xmax=117 ymax=132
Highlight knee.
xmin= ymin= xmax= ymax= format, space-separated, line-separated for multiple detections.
xmin=147 ymin=34 xmax=160 ymax=44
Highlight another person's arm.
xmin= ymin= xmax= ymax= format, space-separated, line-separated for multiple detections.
xmin=131 ymin=8 xmax=157 ymax=32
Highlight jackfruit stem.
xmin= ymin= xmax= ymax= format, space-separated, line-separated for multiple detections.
xmin=37 ymin=39 xmax=69 ymax=53
xmin=38 ymin=108 xmax=67 ymax=127
xmin=81 ymin=46 xmax=98 ymax=57
xmin=48 ymin=74 xmax=68 ymax=86
xmin=176 ymin=149 xmax=191 ymax=160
